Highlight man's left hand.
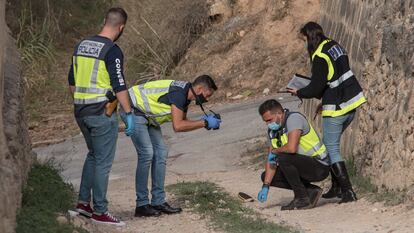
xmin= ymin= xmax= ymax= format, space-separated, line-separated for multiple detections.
xmin=267 ymin=152 xmax=277 ymax=164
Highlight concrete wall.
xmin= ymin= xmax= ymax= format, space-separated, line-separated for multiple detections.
xmin=303 ymin=0 xmax=414 ymax=196
xmin=0 ymin=0 xmax=33 ymax=232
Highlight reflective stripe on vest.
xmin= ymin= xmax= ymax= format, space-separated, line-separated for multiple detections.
xmin=327 ymin=70 xmax=353 ymax=88
xmin=74 ymin=96 xmax=108 ymax=105
xmin=322 ymin=91 xmax=366 ymax=117
xmin=312 ymin=40 xmax=367 ymax=117
xmin=75 ymin=87 xmax=110 ymax=94
xmin=271 ymin=115 xmax=327 ymax=160
xmin=73 ymin=39 xmax=112 ymax=105
xmin=312 ymin=39 xmax=334 ymax=81
xmin=129 ymin=80 xmax=175 ymax=125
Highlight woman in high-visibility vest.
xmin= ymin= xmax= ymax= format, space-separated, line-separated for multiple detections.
xmin=287 ymin=22 xmax=366 ymax=203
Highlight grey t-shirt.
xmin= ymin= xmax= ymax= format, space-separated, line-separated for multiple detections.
xmin=285 ymin=112 xmax=310 ymax=135
xmin=267 ymin=112 xmax=310 ymax=145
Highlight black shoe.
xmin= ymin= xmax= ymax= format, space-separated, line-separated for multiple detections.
xmin=152 ymin=202 xmax=182 ymax=214
xmin=339 ymin=189 xmax=358 ymax=204
xmin=135 ymin=204 xmax=161 ymax=217
xmin=331 ymin=162 xmax=357 ymax=203
xmin=322 ymin=169 xmax=341 ymax=199
xmin=307 ymin=186 xmax=323 ymax=208
xmin=281 ymin=197 xmax=312 ymax=211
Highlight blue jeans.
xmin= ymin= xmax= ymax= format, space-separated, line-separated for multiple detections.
xmin=322 ymin=111 xmax=355 ymax=164
xmin=121 ymin=113 xmax=168 ymax=207
xmin=76 ymin=114 xmax=118 ymax=214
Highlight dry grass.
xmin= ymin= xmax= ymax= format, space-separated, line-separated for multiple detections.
xmin=6 ymin=0 xmax=211 ymax=144
xmin=121 ymin=0 xmax=210 ymax=84
xmin=167 ymin=181 xmax=296 ymax=233
xmin=7 ymin=0 xmax=114 ymax=89
xmin=6 ymin=0 xmax=113 ymax=144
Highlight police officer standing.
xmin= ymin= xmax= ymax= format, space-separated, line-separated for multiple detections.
xmin=68 ymin=8 xmax=134 ymax=226
xmin=121 ymin=75 xmax=221 ymax=217
xmin=287 ymin=22 xmax=366 ymax=203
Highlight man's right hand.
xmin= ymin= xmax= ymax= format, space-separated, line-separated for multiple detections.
xmin=202 ymin=114 xmax=221 ymax=130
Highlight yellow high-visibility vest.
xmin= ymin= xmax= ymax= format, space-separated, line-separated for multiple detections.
xmin=73 ymin=36 xmax=113 ymax=105
xmin=312 ymin=39 xmax=366 ymax=117
xmin=270 ymin=112 xmax=327 ymax=159
xmin=129 ymin=80 xmax=175 ymax=125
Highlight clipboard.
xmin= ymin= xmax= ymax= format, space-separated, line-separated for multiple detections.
xmin=286 ymin=73 xmax=311 ymax=90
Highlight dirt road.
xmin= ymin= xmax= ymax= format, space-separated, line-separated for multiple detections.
xmin=36 ymin=96 xmax=414 ymax=233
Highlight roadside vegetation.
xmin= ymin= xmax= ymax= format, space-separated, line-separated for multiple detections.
xmin=6 ymin=0 xmax=114 ymax=145
xmin=16 ymin=162 xmax=87 ymax=233
xmin=5 ymin=0 xmax=211 ymax=145
xmin=167 ymin=181 xmax=295 ymax=233
xmin=346 ymin=158 xmax=408 ymax=206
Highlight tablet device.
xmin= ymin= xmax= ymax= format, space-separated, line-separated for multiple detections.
xmin=286 ymin=73 xmax=311 ymax=90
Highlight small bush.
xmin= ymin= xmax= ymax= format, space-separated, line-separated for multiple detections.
xmin=16 ymin=162 xmax=86 ymax=233
xmin=167 ymin=181 xmax=295 ymax=233
xmin=346 ymin=158 xmax=408 ymax=205
xmin=6 ymin=0 xmax=114 ymax=89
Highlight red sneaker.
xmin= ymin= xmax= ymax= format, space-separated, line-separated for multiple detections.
xmin=91 ymin=212 xmax=125 ymax=226
xmin=75 ymin=203 xmax=93 ymax=218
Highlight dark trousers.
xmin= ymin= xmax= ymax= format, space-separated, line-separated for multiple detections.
xmin=261 ymin=153 xmax=329 ymax=198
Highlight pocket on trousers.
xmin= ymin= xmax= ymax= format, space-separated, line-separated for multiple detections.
xmin=85 ymin=115 xmax=116 ymax=137
xmin=134 ymin=115 xmax=149 ymax=125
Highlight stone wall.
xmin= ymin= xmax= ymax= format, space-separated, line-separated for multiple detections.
xmin=304 ymin=0 xmax=414 ymax=195
xmin=0 ymin=0 xmax=33 ymax=232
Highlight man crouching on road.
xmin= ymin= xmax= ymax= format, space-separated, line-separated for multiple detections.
xmin=121 ymin=75 xmax=221 ymax=217
xmin=257 ymin=99 xmax=329 ymax=210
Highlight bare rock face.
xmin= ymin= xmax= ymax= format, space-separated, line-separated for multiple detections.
xmin=304 ymin=0 xmax=414 ymax=196
xmin=209 ymin=0 xmax=233 ymax=20
xmin=0 ymin=0 xmax=33 ymax=232
xmin=173 ymin=0 xmax=321 ymax=101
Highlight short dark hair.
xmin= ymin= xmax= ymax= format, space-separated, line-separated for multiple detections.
xmin=105 ymin=7 xmax=128 ymax=27
xmin=193 ymin=75 xmax=218 ymax=91
xmin=300 ymin=21 xmax=327 ymax=60
xmin=258 ymin=99 xmax=283 ymax=115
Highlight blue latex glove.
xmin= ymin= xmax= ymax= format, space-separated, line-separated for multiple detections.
xmin=267 ymin=152 xmax=277 ymax=164
xmin=124 ymin=112 xmax=135 ymax=136
xmin=202 ymin=114 xmax=221 ymax=130
xmin=257 ymin=186 xmax=269 ymax=203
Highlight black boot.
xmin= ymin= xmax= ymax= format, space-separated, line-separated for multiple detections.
xmin=331 ymin=162 xmax=357 ymax=203
xmin=281 ymin=197 xmax=312 ymax=211
xmin=322 ymin=169 xmax=341 ymax=199
xmin=306 ymin=184 xmax=323 ymax=208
